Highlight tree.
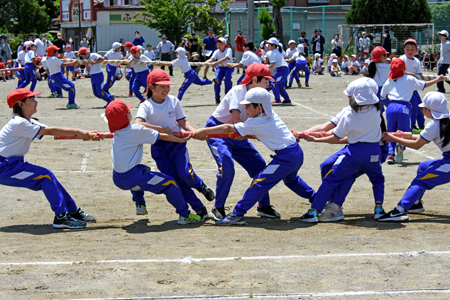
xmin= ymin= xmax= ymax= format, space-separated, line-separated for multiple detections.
xmin=258 ymin=8 xmax=276 ymax=41
xmin=192 ymin=0 xmax=232 ymax=36
xmin=346 ymin=0 xmax=432 ymax=24
xmin=38 ymin=0 xmax=60 ymax=20
xmin=0 ymin=0 xmax=50 ymax=34
xmin=431 ymin=2 xmax=450 ymax=31
xmin=271 ymin=0 xmax=286 ymax=44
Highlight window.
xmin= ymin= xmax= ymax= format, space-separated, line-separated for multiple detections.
xmin=124 ymin=0 xmax=133 ymax=4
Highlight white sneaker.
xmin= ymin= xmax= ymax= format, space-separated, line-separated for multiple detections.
xmin=318 ymin=202 xmax=344 ymax=222
xmin=136 ymin=205 xmax=148 ymax=215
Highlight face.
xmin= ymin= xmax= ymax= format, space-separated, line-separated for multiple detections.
xmin=251 ymin=77 xmax=270 ymax=89
xmin=422 ymin=107 xmax=433 ymax=119
xmin=268 ymin=43 xmax=276 ymax=50
xmin=316 ymin=31 xmax=320 ymax=35
xmin=57 ymin=35 xmax=62 ymax=39
xmin=289 ymin=43 xmax=295 ymax=50
xmin=133 ymin=51 xmax=141 ymax=59
xmin=244 ymin=103 xmax=262 ymax=118
xmin=150 ymin=84 xmax=171 ymax=101
xmin=217 ymin=41 xmax=226 ymax=51
xmin=20 ymin=97 xmax=38 ymax=117
xmin=147 ymin=46 xmax=152 ymax=50
xmin=30 ymin=45 xmax=36 ymax=51
xmin=440 ymin=35 xmax=447 ymax=42
xmin=162 ymin=37 xmax=166 ymax=42
xmin=0 ymin=38 xmax=4 ymax=43
xmin=209 ymin=32 xmax=214 ymax=37
xmin=301 ymin=33 xmax=305 ymax=37
xmin=404 ymin=44 xmax=417 ymax=58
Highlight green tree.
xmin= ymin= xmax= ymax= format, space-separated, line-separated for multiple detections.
xmin=258 ymin=8 xmax=276 ymax=41
xmin=0 ymin=0 xmax=50 ymax=34
xmin=38 ymin=0 xmax=60 ymax=20
xmin=431 ymin=2 xmax=450 ymax=31
xmin=271 ymin=0 xmax=286 ymax=44
xmin=193 ymin=0 xmax=232 ymax=36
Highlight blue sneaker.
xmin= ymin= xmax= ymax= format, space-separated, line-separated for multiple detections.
xmin=300 ymin=208 xmax=319 ymax=223
xmin=395 ymin=144 xmax=404 ymax=163
xmin=216 ymin=212 xmax=246 ymax=225
xmin=374 ymin=203 xmax=385 ymax=220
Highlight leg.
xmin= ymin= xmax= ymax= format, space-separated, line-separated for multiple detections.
xmin=224 ymin=68 xmax=233 ymax=94
xmin=214 ymin=67 xmax=225 ymax=100
xmin=53 ymin=74 xmax=76 ymax=104
xmin=178 ymin=75 xmax=194 ymax=100
xmin=437 ymin=63 xmax=449 ymax=93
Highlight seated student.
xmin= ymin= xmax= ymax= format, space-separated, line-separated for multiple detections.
xmin=115 ymin=63 xmax=124 ymax=80
xmin=350 ymin=55 xmax=360 ymax=75
xmin=330 ymin=59 xmax=341 ymax=77
xmin=341 ymin=55 xmax=350 ymax=75
xmin=327 ymin=53 xmax=337 ymax=75
xmin=0 ymin=62 xmax=8 ymax=82
xmin=361 ymin=59 xmax=370 ymax=73
xmin=386 ymin=57 xmax=392 ymax=65
xmin=312 ymin=53 xmax=324 ymax=75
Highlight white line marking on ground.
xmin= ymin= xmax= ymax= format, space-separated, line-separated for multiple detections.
xmin=100 ymin=113 xmax=108 ymax=123
xmin=80 ymin=153 xmax=89 ymax=172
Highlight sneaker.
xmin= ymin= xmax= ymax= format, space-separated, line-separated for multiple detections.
xmin=197 ymin=182 xmax=215 ymax=201
xmin=282 ymin=99 xmax=292 ymax=105
xmin=196 ymin=206 xmax=209 ymax=221
xmin=318 ymin=72 xmax=325 ymax=75
xmin=210 ymin=206 xmax=226 ymax=221
xmin=256 ymin=205 xmax=281 ymax=219
xmin=212 ymin=78 xmax=219 ymax=84
xmin=105 ymin=89 xmax=110 ymax=94
xmin=66 ymin=103 xmax=80 ymax=109
xmin=395 ymin=144 xmax=404 ymax=163
xmin=286 ymin=85 xmax=292 ymax=89
xmin=378 ymin=207 xmax=409 ymax=222
xmin=318 ymin=202 xmax=344 ymax=222
xmin=128 ymin=93 xmax=133 ymax=97
xmin=374 ymin=203 xmax=385 ymax=220
xmin=305 ymin=82 xmax=309 ymax=87
xmin=203 ymin=76 xmax=209 ymax=80
xmin=412 ymin=127 xmax=424 ymax=134
xmin=387 ymin=155 xmax=395 ymax=164
xmin=136 ymin=204 xmax=148 ymax=215
xmin=48 ymin=92 xmax=57 ymax=98
xmin=297 ymin=82 xmax=302 ymax=88
xmin=273 ymin=99 xmax=281 ymax=104
xmin=53 ymin=213 xmax=87 ymax=229
xmin=68 ymin=208 xmax=96 ymax=223
xmin=110 ymin=94 xmax=115 ymax=100
xmin=72 ymin=77 xmax=76 ymax=81
xmin=55 ymin=94 xmax=63 ymax=98
xmin=407 ymin=200 xmax=425 ymax=214
xmin=215 ymin=98 xmax=221 ymax=105
xmin=300 ymin=208 xmax=319 ymax=223
xmin=216 ymin=212 xmax=246 ymax=225
xmin=178 ymin=213 xmax=201 ymax=225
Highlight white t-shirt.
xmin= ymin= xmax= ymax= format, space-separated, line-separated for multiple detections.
xmin=64 ymin=51 xmax=76 ymax=60
xmin=267 ymin=49 xmax=288 ymax=69
xmin=135 ymin=95 xmax=185 ymax=132
xmin=211 ymin=48 xmax=233 ymax=64
xmin=116 ymin=67 xmax=123 ymax=75
xmin=17 ymin=50 xmax=26 ymax=65
xmin=47 ymin=56 xmax=63 ymax=76
xmin=126 ymin=51 xmax=132 ymax=59
xmin=41 ymin=56 xmax=49 ymax=71
xmin=286 ymin=48 xmax=298 ymax=60
xmin=351 ymin=60 xmax=360 ymax=67
xmin=372 ymin=63 xmax=390 ymax=87
xmin=400 ymin=55 xmax=422 ymax=75
xmin=333 ymin=106 xmax=382 ymax=144
xmin=212 ymin=85 xmax=249 ymax=124
xmin=87 ymin=53 xmax=103 ymax=74
xmin=24 ymin=50 xmax=35 ymax=64
xmin=171 ymin=57 xmax=191 ymax=73
xmin=420 ymin=119 xmax=450 ymax=152
xmin=240 ymin=51 xmax=260 ymax=67
xmin=292 ymin=53 xmax=307 ymax=62
xmin=330 ymin=106 xmax=352 ymax=126
xmin=111 ymin=124 xmax=160 ymax=173
xmin=380 ymin=75 xmax=426 ymax=101
xmin=342 ymin=60 xmax=350 ymax=69
xmin=144 ymin=50 xmax=155 ymax=60
xmin=104 ymin=50 xmax=123 ymax=66
xmin=234 ymin=112 xmax=296 ymax=151
xmin=313 ymin=59 xmax=323 ymax=68
xmin=0 ymin=116 xmax=42 ymax=158
xmin=34 ymin=39 xmax=45 ymax=56
xmin=131 ymin=55 xmax=151 ymax=73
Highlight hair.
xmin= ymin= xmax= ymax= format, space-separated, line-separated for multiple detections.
xmin=146 ymin=84 xmax=155 ymax=99
xmin=135 ymin=31 xmax=139 ymax=34
xmin=246 ymin=76 xmax=266 ymax=86
xmin=349 ymin=96 xmax=381 ymax=113
xmin=12 ymin=100 xmax=26 ymax=118
xmin=404 ymin=41 xmax=417 ymax=49
xmin=270 ymin=32 xmax=279 ymax=38
xmin=365 ymin=61 xmax=377 ymax=79
xmin=301 ymin=31 xmax=306 ymax=35
xmin=440 ymin=118 xmax=450 ymax=148
xmin=147 ymin=44 xmax=151 ymax=47
xmin=380 ymin=113 xmax=387 ymax=132
xmin=243 ymin=41 xmax=254 ymax=52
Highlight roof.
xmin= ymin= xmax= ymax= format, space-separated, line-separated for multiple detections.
xmin=96 ymin=4 xmax=145 ymax=11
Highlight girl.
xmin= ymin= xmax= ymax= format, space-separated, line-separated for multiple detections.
xmin=367 ymin=46 xmax=391 ymax=111
xmin=64 ymin=44 xmax=76 ymax=80
xmin=158 ymin=47 xmax=211 ymax=101
xmin=312 ymin=53 xmax=324 ymax=75
xmin=379 ymin=92 xmax=450 ymax=221
xmin=437 ymin=30 xmax=450 ymax=94
xmin=41 ymin=54 xmax=63 ymax=99
xmin=327 ymin=53 xmax=337 ymax=75
xmin=127 ymin=46 xmax=151 ymax=104
xmin=350 ymin=55 xmax=360 ymax=75
xmin=134 ymin=69 xmax=214 ymax=219
xmin=288 ymin=48 xmax=310 ymax=87
xmin=123 ymin=41 xmax=135 ymax=97
xmin=266 ymin=37 xmax=291 ymax=104
xmin=16 ymin=42 xmax=27 ymax=87
xmin=300 ymin=77 xmax=385 ymax=222
xmin=0 ymin=89 xmax=98 ymax=228
xmin=232 ymin=41 xmax=260 ymax=85
xmin=18 ymin=41 xmax=37 ymax=91
xmin=330 ymin=59 xmax=341 ymax=77
xmin=285 ymin=40 xmax=298 ymax=86
xmin=103 ymin=42 xmax=124 ymax=94
xmin=341 ymin=55 xmax=350 ymax=75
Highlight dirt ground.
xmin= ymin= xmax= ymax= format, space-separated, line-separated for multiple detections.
xmin=1 ymin=66 xmax=450 ymax=300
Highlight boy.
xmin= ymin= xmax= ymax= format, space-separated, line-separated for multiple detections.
xmin=127 ymin=46 xmax=151 ymax=104
xmin=144 ymin=44 xmax=155 ymax=70
xmin=64 ymin=44 xmax=76 ymax=80
xmin=350 ymin=55 xmax=360 ymax=75
xmin=103 ymin=42 xmax=123 ymax=94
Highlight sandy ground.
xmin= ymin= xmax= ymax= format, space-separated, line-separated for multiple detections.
xmin=1 ymin=66 xmax=450 ymax=300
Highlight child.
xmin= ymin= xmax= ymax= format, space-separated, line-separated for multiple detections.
xmin=134 ymin=69 xmax=214 ymax=219
xmin=300 ymin=77 xmax=385 ymax=222
xmin=381 ymin=59 xmax=443 ymax=164
xmin=194 ymin=87 xmax=316 ymax=225
xmin=18 ymin=41 xmax=37 ymax=91
xmin=189 ymin=52 xmax=202 ymax=74
xmin=386 ymin=57 xmax=392 ymax=65
xmin=123 ymin=41 xmax=135 ymax=97
xmin=115 ymin=63 xmax=124 ymax=80
xmin=16 ymin=43 xmax=27 ymax=87
xmin=367 ymin=46 xmax=391 ymax=111
xmin=288 ymin=48 xmax=310 ymax=87
xmin=0 ymin=62 xmax=7 ymax=82
xmin=105 ymin=100 xmax=201 ymax=224
xmin=127 ymin=46 xmax=151 ymax=104
xmin=78 ymin=47 xmax=114 ymax=107
xmin=41 ymin=54 xmax=63 ymax=99
xmin=266 ymin=37 xmax=291 ymax=104
xmin=285 ymin=40 xmax=298 ymax=86
xmin=350 ymin=54 xmax=360 ymax=75
xmin=232 ymin=41 xmax=260 ymax=85
xmin=330 ymin=59 xmax=341 ymax=77
xmin=144 ymin=44 xmax=155 ymax=70
xmin=312 ymin=53 xmax=324 ymax=75
xmin=341 ymin=55 xmax=350 ymax=75
xmin=103 ymin=42 xmax=123 ymax=94
xmin=437 ymin=30 xmax=450 ymax=93
xmin=158 ymin=47 xmax=211 ymax=101
xmin=361 ymin=59 xmax=370 ymax=73
xmin=6 ymin=60 xmax=13 ymax=80
xmin=64 ymin=44 xmax=76 ymax=80
xmin=0 ymin=88 xmax=97 ymax=228
xmin=379 ymin=92 xmax=450 ymax=221
xmin=327 ymin=53 xmax=337 ymax=75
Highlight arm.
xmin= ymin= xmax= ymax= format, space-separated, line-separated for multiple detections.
xmin=212 ymin=56 xmax=229 ymax=66
xmin=135 ymin=118 xmax=172 ymax=134
xmin=424 ymin=75 xmax=445 ymax=88
xmin=193 ymin=124 xmax=236 ymax=140
xmin=269 ymin=62 xmax=276 ymax=69
xmin=305 ymin=134 xmax=346 ymax=144
xmin=91 ymin=57 xmax=106 ymax=65
xmin=382 ymin=133 xmax=428 ymax=150
xmin=177 ymin=119 xmax=195 ymax=132
xmin=305 ymin=122 xmax=337 ymax=133
xmin=39 ymin=127 xmax=98 ymax=141
xmin=158 ymin=132 xmax=191 ymax=143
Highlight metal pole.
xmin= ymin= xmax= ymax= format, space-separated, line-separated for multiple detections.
xmin=257 ymin=8 xmax=261 ymax=45
xmin=322 ymin=6 xmax=325 ymax=40
xmin=290 ymin=7 xmax=293 ymax=40
xmin=225 ymin=11 xmax=228 ymax=36
xmin=78 ymin=0 xmax=82 ymax=50
xmin=248 ymin=0 xmax=254 ymax=43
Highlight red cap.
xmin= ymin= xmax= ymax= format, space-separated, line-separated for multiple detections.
xmin=0 ymin=63 xmax=4 ymax=68
xmin=404 ymin=38 xmax=417 ymax=46
xmin=240 ymin=63 xmax=275 ymax=85
xmin=7 ymin=88 xmax=41 ymax=108
xmin=46 ymin=45 xmax=60 ymax=57
xmin=6 ymin=59 xmax=12 ymax=63
xmin=35 ymin=56 xmax=43 ymax=64
xmin=123 ymin=41 xmax=133 ymax=48
xmin=105 ymin=100 xmax=132 ymax=133
xmin=147 ymin=69 xmax=174 ymax=86
xmin=255 ymin=48 xmax=262 ymax=56
xmin=215 ymin=37 xmax=230 ymax=48
xmin=78 ymin=47 xmax=89 ymax=54
xmin=130 ymin=46 xmax=139 ymax=54
xmin=388 ymin=59 xmax=406 ymax=80
xmin=371 ymin=46 xmax=389 ymax=62
xmin=66 ymin=44 xmax=72 ymax=48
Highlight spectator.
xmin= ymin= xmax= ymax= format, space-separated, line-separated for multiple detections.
xmin=27 ymin=34 xmax=34 ymax=41
xmin=297 ymin=31 xmax=309 ymax=57
xmin=0 ymin=35 xmax=12 ymax=62
xmin=234 ymin=29 xmax=246 ymax=74
xmin=358 ymin=31 xmax=371 ymax=60
xmin=355 ymin=32 xmax=361 ymax=55
xmin=156 ymin=35 xmax=174 ymax=76
xmin=181 ymin=35 xmax=190 ymax=59
xmin=331 ymin=33 xmax=343 ymax=61
xmin=53 ymin=33 xmax=66 ymax=54
xmin=41 ymin=33 xmax=53 ymax=56
xmin=80 ymin=35 xmax=89 ymax=48
xmin=202 ymin=28 xmax=217 ymax=79
xmin=382 ymin=29 xmax=391 ymax=54
xmin=33 ymin=34 xmax=44 ymax=57
xmin=67 ymin=37 xmax=74 ymax=50
xmin=189 ymin=34 xmax=199 ymax=56
xmin=224 ymin=35 xmax=233 ymax=49
xmin=16 ymin=39 xmax=24 ymax=57
xmin=189 ymin=52 xmax=202 ymax=74
xmin=132 ymin=31 xmax=145 ymax=46
xmin=437 ymin=30 xmax=450 ymax=93
xmin=311 ymin=28 xmax=325 ymax=58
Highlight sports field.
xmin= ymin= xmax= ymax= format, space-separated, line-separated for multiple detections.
xmin=1 ymin=68 xmax=450 ymax=299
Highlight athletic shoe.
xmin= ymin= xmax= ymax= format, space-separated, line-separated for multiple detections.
xmin=212 ymin=78 xmax=219 ymax=84
xmin=407 ymin=200 xmax=425 ymax=214
xmin=196 ymin=206 xmax=209 ymax=221
xmin=48 ymin=92 xmax=57 ymax=98
xmin=197 ymin=182 xmax=215 ymax=201
xmin=178 ymin=213 xmax=201 ymax=225
xmin=210 ymin=206 xmax=226 ymax=221
xmin=305 ymin=82 xmax=309 ymax=87
xmin=136 ymin=204 xmax=148 ymax=215
xmin=216 ymin=212 xmax=246 ymax=225
xmin=286 ymin=85 xmax=292 ymax=89
xmin=110 ymin=94 xmax=115 ymax=100
xmin=215 ymin=98 xmax=221 ymax=105
xmin=318 ymin=202 xmax=344 ymax=222
xmin=297 ymin=82 xmax=302 ymax=88
xmin=395 ymin=144 xmax=404 ymax=163
xmin=105 ymin=89 xmax=110 ymax=94
xmin=412 ymin=126 xmax=424 ymax=134
xmin=300 ymin=208 xmax=319 ymax=223
xmin=282 ymin=99 xmax=292 ymax=105
xmin=374 ymin=203 xmax=385 ymax=220
xmin=68 ymin=208 xmax=96 ymax=223
xmin=55 ymin=94 xmax=63 ymax=98
xmin=72 ymin=77 xmax=76 ymax=81
xmin=273 ymin=99 xmax=281 ymax=104
xmin=387 ymin=155 xmax=395 ymax=164
xmin=53 ymin=213 xmax=87 ymax=229
xmin=378 ymin=207 xmax=409 ymax=222
xmin=66 ymin=103 xmax=80 ymax=109
xmin=203 ymin=76 xmax=209 ymax=80
xmin=128 ymin=93 xmax=133 ymax=97
xmin=256 ymin=205 xmax=281 ymax=219
xmin=318 ymin=72 xmax=325 ymax=75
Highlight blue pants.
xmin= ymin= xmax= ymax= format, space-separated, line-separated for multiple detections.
xmin=205 ymin=116 xmax=270 ymax=209
xmin=51 ymin=73 xmax=75 ymax=104
xmin=378 ymin=86 xmax=390 ymax=114
xmin=103 ymin=65 xmax=117 ymax=92
xmin=65 ymin=66 xmax=74 ymax=72
xmin=437 ymin=63 xmax=450 ymax=93
xmin=289 ymin=61 xmax=310 ymax=85
xmin=48 ymin=75 xmax=62 ymax=95
xmin=127 ymin=68 xmax=136 ymax=94
xmin=178 ymin=69 xmax=212 ymax=100
xmin=132 ymin=70 xmax=149 ymax=101
xmin=311 ymin=142 xmax=384 ymax=212
xmin=272 ymin=66 xmax=290 ymax=101
xmin=15 ymin=63 xmax=24 ymax=88
xmin=234 ymin=143 xmax=315 ymax=216
xmin=113 ymin=164 xmax=190 ymax=217
xmin=386 ymin=100 xmax=411 ymax=154
xmin=151 ymin=140 xmax=204 ymax=211
xmin=237 ymin=73 xmax=245 ymax=85
xmin=410 ymin=91 xmax=425 ymax=128
xmin=18 ymin=63 xmax=37 ymax=91
xmin=398 ymin=152 xmax=450 ymax=210
xmin=90 ymin=72 xmax=113 ymax=103
xmin=214 ymin=66 xmax=234 ymax=100
xmin=0 ymin=156 xmax=77 ymax=215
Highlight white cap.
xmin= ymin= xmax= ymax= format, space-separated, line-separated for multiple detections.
xmin=330 ymin=53 xmax=337 ymax=58
xmin=351 ymin=54 xmax=357 ymax=58
xmin=314 ymin=53 xmax=321 ymax=58
xmin=438 ymin=30 xmax=449 ymax=37
xmin=419 ymin=92 xmax=450 ymax=119
xmin=216 ymin=37 xmax=227 ymax=44
xmin=260 ymin=40 xmax=266 ymax=48
xmin=344 ymin=55 xmax=349 ymax=60
xmin=343 ymin=77 xmax=379 ymax=105
xmin=24 ymin=41 xmax=33 ymax=48
xmin=386 ymin=57 xmax=392 ymax=61
xmin=364 ymin=59 xmax=370 ymax=64
xmin=267 ymin=37 xmax=279 ymax=45
xmin=175 ymin=47 xmax=187 ymax=58
xmin=288 ymin=40 xmax=296 ymax=45
xmin=239 ymin=87 xmax=273 ymax=117
xmin=224 ymin=34 xmax=229 ymax=38
xmin=112 ymin=42 xmax=122 ymax=50
xmin=332 ymin=59 xmax=338 ymax=63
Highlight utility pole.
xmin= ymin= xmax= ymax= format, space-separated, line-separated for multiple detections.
xmin=248 ymin=0 xmax=254 ymax=42
xmin=78 ymin=0 xmax=82 ymax=50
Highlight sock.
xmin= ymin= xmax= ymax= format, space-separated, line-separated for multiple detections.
xmin=396 ymin=205 xmax=406 ymax=213
xmin=414 ymin=199 xmax=420 ymax=205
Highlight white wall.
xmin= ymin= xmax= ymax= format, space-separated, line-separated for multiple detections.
xmin=96 ymin=24 xmax=161 ymax=51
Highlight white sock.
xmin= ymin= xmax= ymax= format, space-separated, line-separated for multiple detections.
xmin=414 ymin=200 xmax=420 ymax=205
xmin=396 ymin=205 xmax=406 ymax=213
